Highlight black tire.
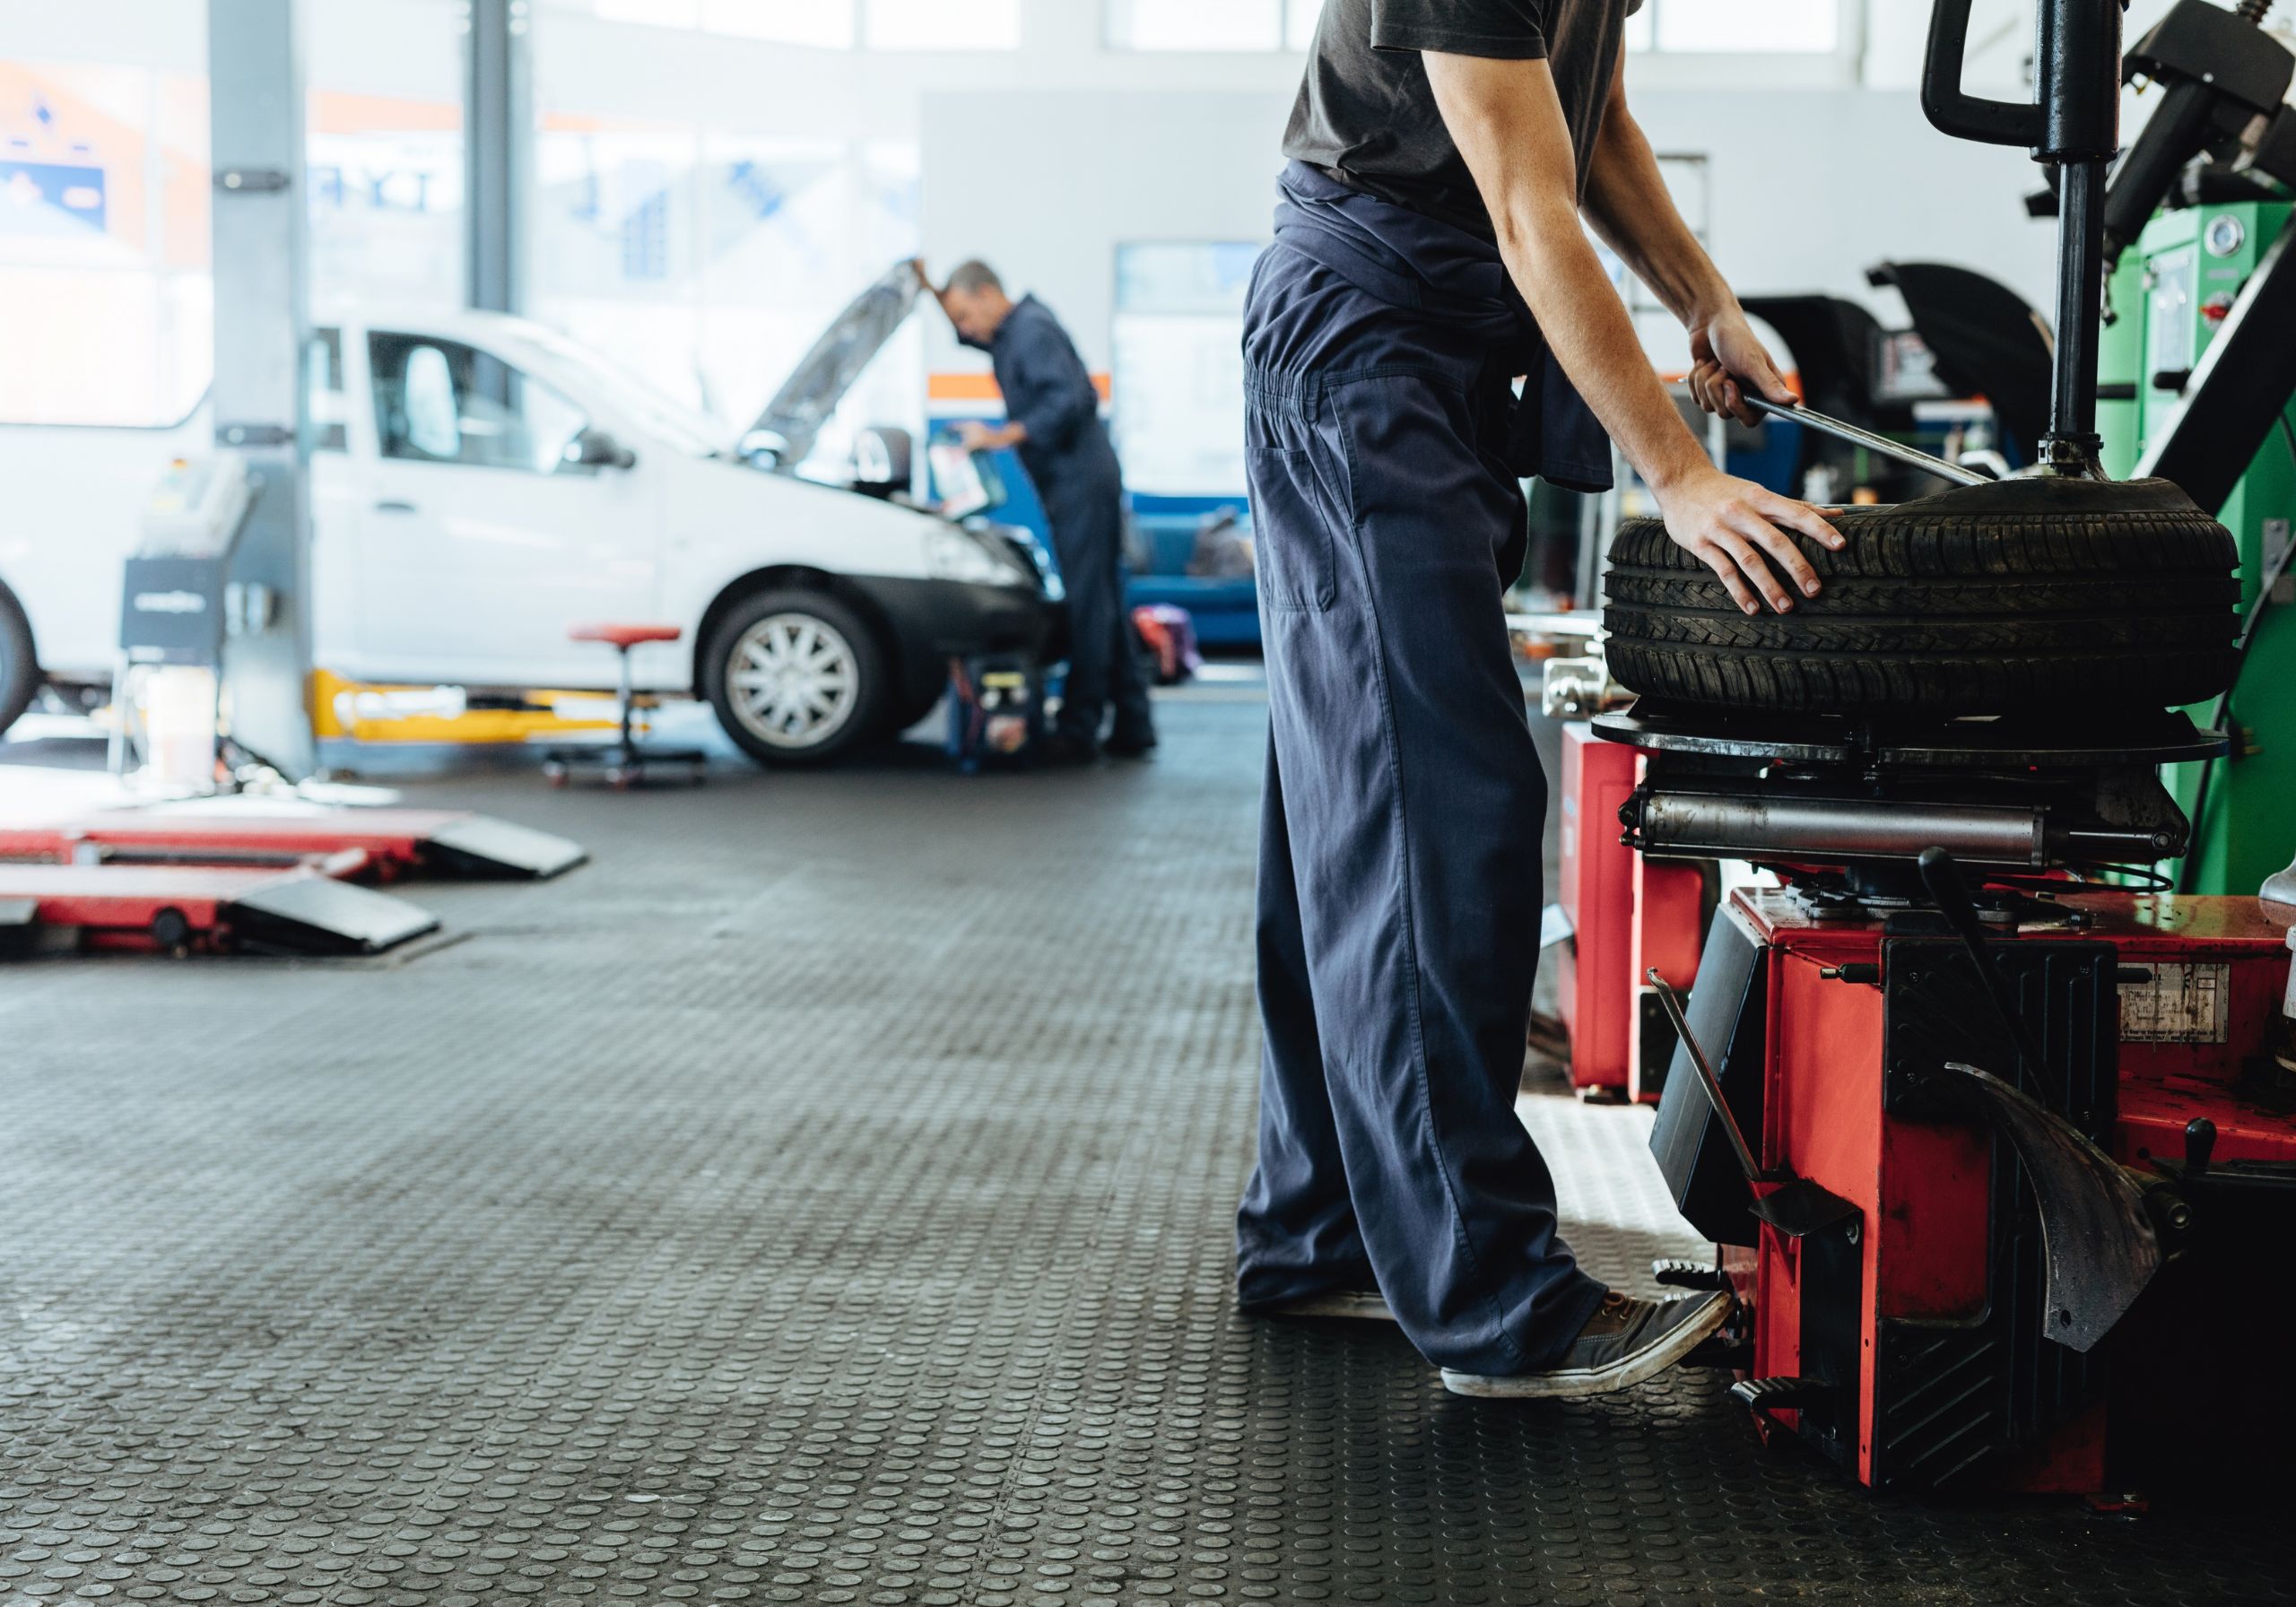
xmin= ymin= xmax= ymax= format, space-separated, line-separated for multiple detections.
xmin=0 ymin=579 xmax=37 ymax=738
xmin=890 ymin=686 xmax=947 ymax=735
xmin=1602 ymin=475 xmax=2240 ymax=717
xmin=702 ymin=588 xmax=890 ymax=767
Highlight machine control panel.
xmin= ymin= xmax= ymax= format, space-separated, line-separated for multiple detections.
xmin=121 ymin=453 xmax=255 ymax=666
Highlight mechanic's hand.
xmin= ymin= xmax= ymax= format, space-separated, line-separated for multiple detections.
xmin=1657 ymin=464 xmax=1843 ymax=615
xmin=909 ymin=256 xmax=934 ymax=291
xmin=1689 ymin=307 xmax=1798 ymax=426
xmin=953 ymin=420 xmax=1000 ymax=452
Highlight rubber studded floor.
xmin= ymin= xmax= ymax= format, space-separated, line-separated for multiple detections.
xmin=1 ymin=695 xmax=2288 ymax=1606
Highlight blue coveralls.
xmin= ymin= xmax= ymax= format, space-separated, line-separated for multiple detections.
xmin=980 ymin=296 xmax=1156 ymax=752
xmin=1235 ymin=162 xmax=1613 ymax=1375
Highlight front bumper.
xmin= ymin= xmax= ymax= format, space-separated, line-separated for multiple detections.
xmin=856 ymin=576 xmax=1066 ymax=709
xmin=862 ymin=576 xmax=1059 ymax=658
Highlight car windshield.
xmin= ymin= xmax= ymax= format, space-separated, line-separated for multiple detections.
xmin=512 ymin=326 xmax=731 ymax=458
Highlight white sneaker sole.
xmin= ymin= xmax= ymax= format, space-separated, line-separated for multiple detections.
xmin=1438 ymin=1293 xmax=1733 ymax=1400
xmin=1261 ymin=1290 xmax=1395 ymax=1322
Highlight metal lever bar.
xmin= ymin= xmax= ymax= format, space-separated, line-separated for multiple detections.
xmin=1649 ymin=968 xmax=1865 ymax=1241
xmin=1740 ymin=395 xmax=1990 ymax=487
xmin=1916 ymin=847 xmax=2068 ymax=1111
xmin=1646 ymin=969 xmax=1761 ymax=1186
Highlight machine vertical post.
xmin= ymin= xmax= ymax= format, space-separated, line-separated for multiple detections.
xmin=2047 ymin=157 xmax=2109 ymax=461
xmin=207 ymin=0 xmax=316 ymax=778
xmin=465 ymin=0 xmax=532 ymax=317
xmin=2037 ymin=0 xmax=2122 ymax=470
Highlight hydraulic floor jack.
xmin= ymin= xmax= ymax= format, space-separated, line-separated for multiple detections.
xmin=1592 ymin=0 xmax=2296 ymax=1495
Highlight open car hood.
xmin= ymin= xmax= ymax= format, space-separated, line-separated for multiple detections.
xmin=744 ymin=261 xmax=920 ymax=471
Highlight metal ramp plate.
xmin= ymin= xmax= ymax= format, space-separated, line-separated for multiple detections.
xmin=0 ymin=864 xmax=437 ymax=957
xmin=224 ymin=873 xmax=439 ymax=956
xmin=0 ymin=807 xmax=584 ymax=882
xmin=421 ymin=815 xmax=587 ymax=880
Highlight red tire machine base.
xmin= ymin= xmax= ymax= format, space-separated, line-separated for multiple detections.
xmin=1603 ymin=701 xmax=2296 ymax=1497
xmin=1555 ymin=724 xmax=1705 ymax=1101
xmin=1664 ymin=886 xmax=2292 ymax=1494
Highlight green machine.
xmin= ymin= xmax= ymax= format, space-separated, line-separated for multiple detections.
xmin=2101 ymin=198 xmax=2296 ymax=895
xmin=2086 ymin=0 xmax=2296 ymax=895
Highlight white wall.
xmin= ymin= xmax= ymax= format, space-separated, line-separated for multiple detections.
xmin=1862 ymin=1 xmax=2191 ymax=92
xmin=918 ymin=91 xmax=1292 ymax=380
xmin=12 ymin=0 xmax=2286 ymax=410
xmin=918 ymin=83 xmax=2068 ymax=382
xmin=1632 ymin=88 xmax=2064 ymax=343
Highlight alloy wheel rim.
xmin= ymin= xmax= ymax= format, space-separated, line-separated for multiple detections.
xmin=727 ymin=612 xmax=861 ymax=750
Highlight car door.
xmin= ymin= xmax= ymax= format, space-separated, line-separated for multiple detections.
xmin=356 ymin=329 xmax=657 ymax=689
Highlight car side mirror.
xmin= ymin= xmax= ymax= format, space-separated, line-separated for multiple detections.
xmin=738 ymin=428 xmax=791 ymax=468
xmin=568 ymin=428 xmax=637 ymax=472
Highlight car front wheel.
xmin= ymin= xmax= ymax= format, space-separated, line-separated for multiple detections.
xmin=703 ymin=588 xmax=889 ymax=767
xmin=0 ymin=581 xmax=37 ymax=740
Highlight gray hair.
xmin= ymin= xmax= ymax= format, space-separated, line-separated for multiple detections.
xmin=945 ymin=260 xmax=1004 ymax=294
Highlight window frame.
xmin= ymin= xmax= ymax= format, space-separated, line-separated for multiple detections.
xmin=368 ymin=330 xmax=602 ymax=478
xmin=540 ymin=0 xmax=1023 ymax=51
xmin=308 ymin=328 xmax=350 ymax=455
xmin=1101 ymin=0 xmax=1864 ymax=77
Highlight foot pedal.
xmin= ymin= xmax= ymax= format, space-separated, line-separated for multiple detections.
xmin=1683 ymin=1336 xmax=1752 ymax=1370
xmin=1652 ymin=1259 xmax=1728 ymax=1290
xmin=1728 ymin=1377 xmax=1831 ymax=1412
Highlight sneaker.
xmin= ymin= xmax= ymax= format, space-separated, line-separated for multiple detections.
xmin=1105 ymin=731 xmax=1158 ymax=760
xmin=1439 ymin=1290 xmax=1733 ymax=1400
xmin=1250 ymin=1288 xmax=1393 ymax=1322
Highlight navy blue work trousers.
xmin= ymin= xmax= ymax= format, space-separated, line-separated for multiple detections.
xmin=1233 ymin=246 xmax=1606 ymax=1375
xmin=1039 ymin=445 xmax=1155 ymax=751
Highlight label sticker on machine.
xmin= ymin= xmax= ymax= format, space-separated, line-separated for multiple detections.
xmin=2120 ymin=962 xmax=2232 ymax=1044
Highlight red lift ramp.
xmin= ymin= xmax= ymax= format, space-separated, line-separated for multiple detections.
xmin=0 ymin=853 xmax=439 ymax=958
xmin=0 ymin=808 xmax=586 ymax=882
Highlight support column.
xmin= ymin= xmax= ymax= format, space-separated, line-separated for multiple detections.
xmin=208 ymin=0 xmax=316 ymax=779
xmin=465 ymin=0 xmax=531 ymax=314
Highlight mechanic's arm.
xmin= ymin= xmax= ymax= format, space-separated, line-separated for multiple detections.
xmin=959 ymin=418 xmax=1031 ymax=452
xmin=964 ymin=337 xmax=1090 ymax=456
xmin=1581 ymin=52 xmax=1789 ymax=426
xmin=1423 ymin=50 xmax=1839 ymax=614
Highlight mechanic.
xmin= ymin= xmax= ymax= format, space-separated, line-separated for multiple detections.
xmin=1234 ymin=0 xmax=1845 ymax=1398
xmin=926 ymin=261 xmax=1158 ymax=763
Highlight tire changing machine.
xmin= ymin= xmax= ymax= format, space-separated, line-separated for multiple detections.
xmin=1599 ymin=0 xmax=2296 ymax=1495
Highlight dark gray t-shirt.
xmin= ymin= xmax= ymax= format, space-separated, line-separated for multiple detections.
xmin=1283 ymin=0 xmax=1639 ymax=239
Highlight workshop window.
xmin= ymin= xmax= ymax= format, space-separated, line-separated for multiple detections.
xmin=0 ymin=58 xmax=213 ymax=429
xmin=866 ymin=0 xmax=1021 ymax=50
xmin=1639 ymin=0 xmax=1842 ymax=53
xmin=555 ymin=0 xmax=1022 ymax=49
xmin=306 ymin=1 xmax=465 ymax=306
xmin=1105 ymin=0 xmax=1323 ymax=52
xmin=1111 ymin=241 xmax=1257 ymax=497
xmin=1105 ymin=0 xmax=1848 ymax=55
xmin=370 ymin=334 xmax=596 ymax=476
xmin=568 ymin=0 xmax=857 ymax=46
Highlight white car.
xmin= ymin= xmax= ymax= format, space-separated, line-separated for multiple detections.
xmin=0 ymin=266 xmax=1058 ymax=764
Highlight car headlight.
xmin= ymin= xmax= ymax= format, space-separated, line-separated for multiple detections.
xmin=927 ymin=526 xmax=1023 ymax=586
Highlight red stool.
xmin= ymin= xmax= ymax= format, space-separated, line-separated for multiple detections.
xmin=542 ymin=623 xmax=708 ymax=789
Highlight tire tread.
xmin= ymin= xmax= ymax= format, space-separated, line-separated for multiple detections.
xmin=1601 ymin=502 xmax=2239 ymax=716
